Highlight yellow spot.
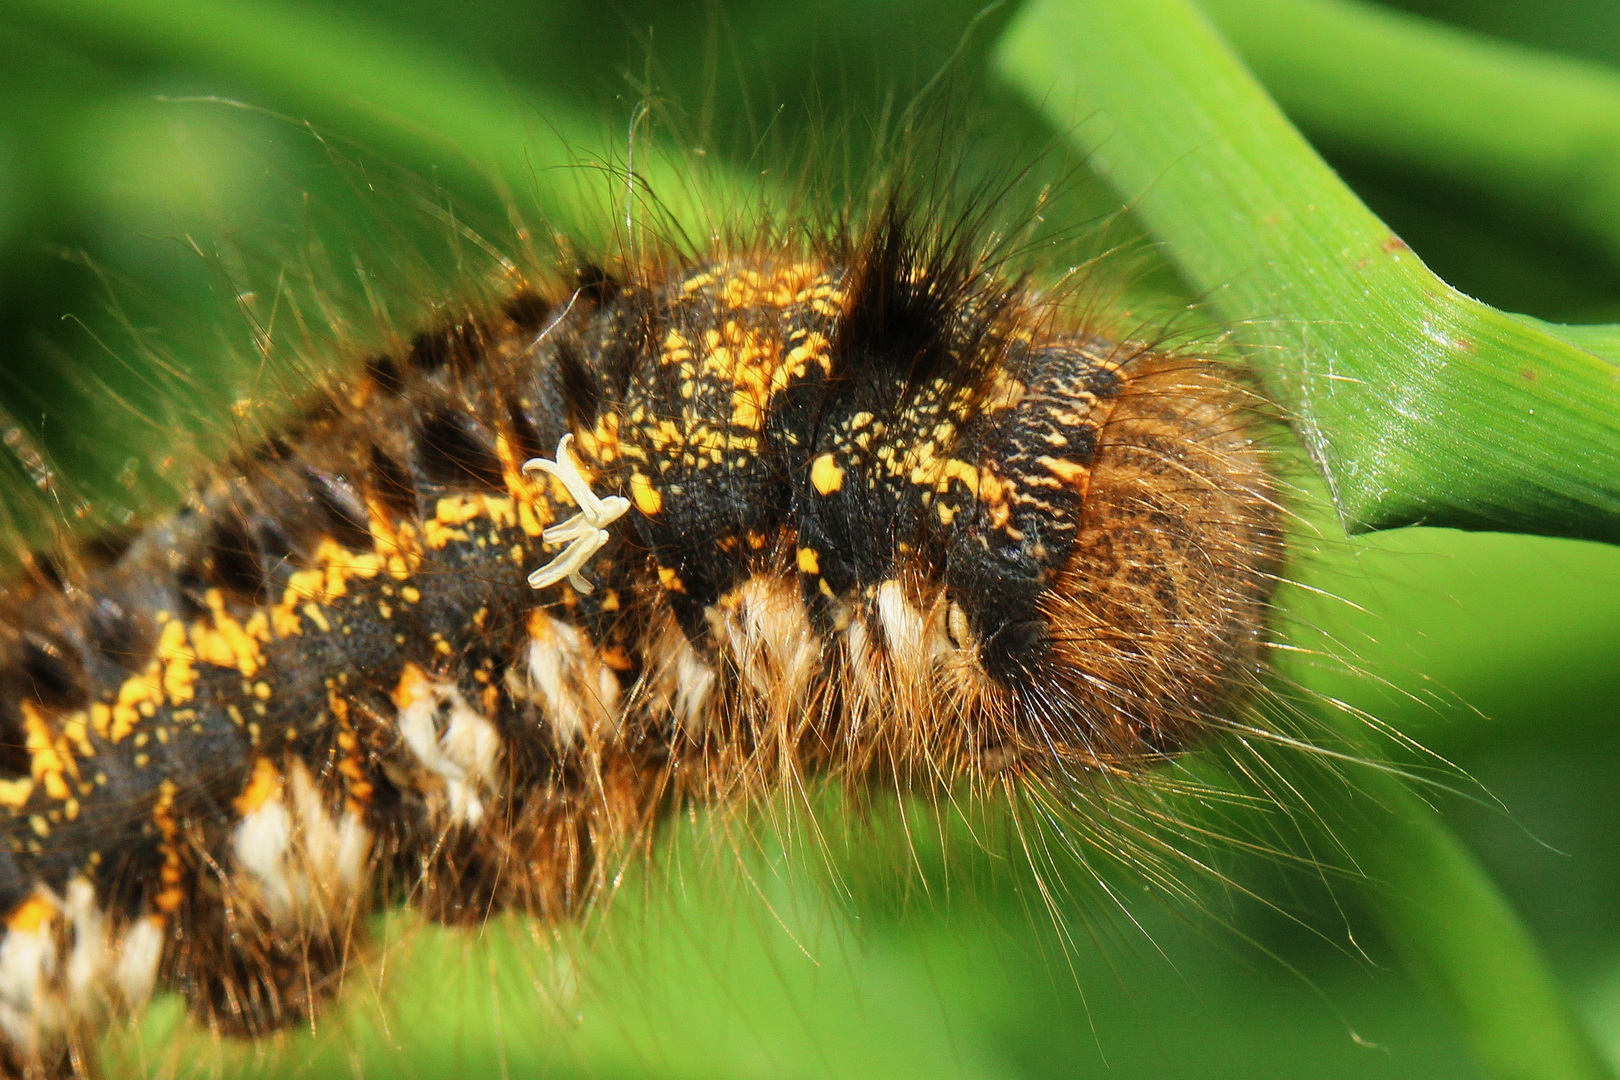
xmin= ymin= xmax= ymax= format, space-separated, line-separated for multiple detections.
xmin=103 ymin=664 xmax=164 ymax=742
xmin=631 ymin=472 xmax=663 ymax=514
xmin=272 ymin=605 xmax=304 ymax=638
xmin=6 ymin=894 xmax=55 ymax=934
xmin=197 ymin=589 xmax=266 ymax=676
xmin=599 ymin=590 xmax=621 ymax=612
xmin=156 ymin=619 xmax=198 ymax=705
xmin=252 ymin=682 xmax=273 ymax=701
xmin=980 ymin=469 xmax=1006 ymax=503
xmin=302 ymin=603 xmax=332 ymax=633
xmin=61 ymin=716 xmax=93 ymax=758
xmin=939 ymin=458 xmax=980 ymax=496
xmin=1039 ymin=455 xmax=1090 ymax=484
xmin=422 ymin=518 xmax=470 ymax=549
xmin=393 ymin=662 xmax=434 ymax=710
xmin=150 ymin=777 xmax=185 ymax=911
xmin=401 ymin=586 xmax=422 ymax=604
xmin=22 ymin=702 xmax=79 ymax=801
xmin=364 ymin=498 xmax=425 ymax=580
xmin=811 ymin=454 xmax=844 ymax=495
xmin=435 ymin=494 xmax=485 ymax=526
xmin=0 ymin=778 xmax=33 ymax=808
xmin=233 ymin=757 xmax=282 ymax=815
xmin=657 ymin=566 xmax=687 ymax=593
xmin=796 ymin=547 xmax=821 ymax=574
xmin=495 ymin=435 xmax=558 ymax=537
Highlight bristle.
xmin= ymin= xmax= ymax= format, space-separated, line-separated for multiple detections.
xmin=0 ymin=193 xmax=1283 ymax=1078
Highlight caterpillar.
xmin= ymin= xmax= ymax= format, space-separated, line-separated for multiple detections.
xmin=0 ymin=183 xmax=1280 ymax=1077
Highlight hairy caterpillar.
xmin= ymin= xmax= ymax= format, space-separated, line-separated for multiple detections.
xmin=0 ymin=169 xmax=1287 ymax=1077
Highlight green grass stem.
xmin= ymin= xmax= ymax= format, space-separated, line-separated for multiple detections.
xmin=996 ymin=0 xmax=1620 ymax=544
xmin=1203 ymin=0 xmax=1620 ymax=266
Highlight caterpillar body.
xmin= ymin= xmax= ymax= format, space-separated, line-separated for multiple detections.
xmin=0 ymin=198 xmax=1279 ymax=1077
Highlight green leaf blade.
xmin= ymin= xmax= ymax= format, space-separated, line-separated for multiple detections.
xmin=996 ymin=0 xmax=1620 ymax=542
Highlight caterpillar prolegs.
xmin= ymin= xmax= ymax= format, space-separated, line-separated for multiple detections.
xmin=0 ymin=197 xmax=1279 ymax=1077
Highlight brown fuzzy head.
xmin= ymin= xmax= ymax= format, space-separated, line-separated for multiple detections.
xmin=585 ymin=212 xmax=1283 ymax=781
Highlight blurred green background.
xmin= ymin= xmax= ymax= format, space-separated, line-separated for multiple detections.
xmin=3 ymin=0 xmax=1620 ymax=1077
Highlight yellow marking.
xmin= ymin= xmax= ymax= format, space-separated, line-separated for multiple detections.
xmin=435 ymin=494 xmax=485 ymax=526
xmin=599 ymin=590 xmax=621 ymax=612
xmin=1038 ymin=455 xmax=1090 ymax=484
xmin=155 ymin=618 xmax=198 ymax=706
xmin=796 ymin=547 xmax=821 ymax=574
xmin=61 ymin=715 xmax=93 ymax=758
xmin=332 ymin=691 xmax=374 ymax=810
xmin=270 ymin=534 xmax=396 ymax=638
xmin=939 ymin=458 xmax=979 ymax=496
xmin=818 ymin=579 xmax=838 ymax=599
xmin=401 ymin=585 xmax=422 ymax=604
xmin=783 ymin=330 xmax=832 ymax=381
xmin=152 ymin=779 xmax=184 ymax=914
xmin=252 ymin=682 xmax=273 ymax=701
xmin=362 ymin=496 xmax=425 ymax=580
xmin=6 ymin=894 xmax=55 ymax=934
xmin=23 ymin=702 xmax=79 ymax=801
xmin=657 ymin=566 xmax=687 ymax=593
xmin=422 ymin=491 xmax=516 ymax=548
xmin=302 ymin=603 xmax=332 ymax=633
xmin=272 ymin=604 xmax=303 ymax=638
xmin=495 ymin=435 xmax=558 ymax=537
xmin=0 ymin=778 xmax=33 ymax=808
xmin=578 ymin=412 xmax=622 ymax=465
xmin=422 ymin=519 xmax=469 ymax=549
xmin=631 ymin=472 xmax=663 ymax=514
xmin=393 ymin=662 xmax=434 ymax=710
xmin=811 ymin=454 xmax=845 ymax=495
xmin=188 ymin=589 xmax=266 ymax=677
xmin=101 ymin=663 xmax=164 ymax=742
xmin=233 ymin=757 xmax=281 ymax=815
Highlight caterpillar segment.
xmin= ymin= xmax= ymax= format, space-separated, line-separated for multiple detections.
xmin=0 ymin=207 xmax=1279 ymax=1076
